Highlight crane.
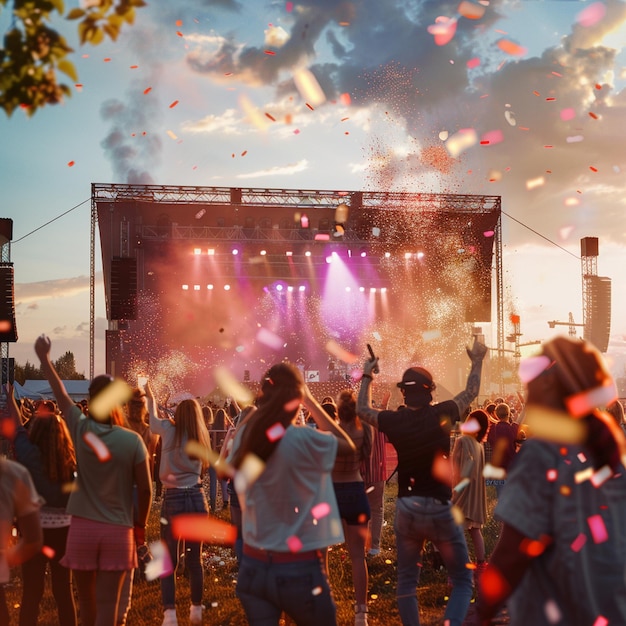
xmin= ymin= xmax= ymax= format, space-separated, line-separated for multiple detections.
xmin=547 ymin=312 xmax=584 ymax=338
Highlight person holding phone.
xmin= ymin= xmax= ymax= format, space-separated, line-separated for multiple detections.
xmin=357 ymin=338 xmax=488 ymax=626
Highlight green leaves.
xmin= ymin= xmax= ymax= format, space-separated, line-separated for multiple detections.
xmin=0 ymin=0 xmax=146 ymax=116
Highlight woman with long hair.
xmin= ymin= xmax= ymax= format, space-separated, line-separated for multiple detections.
xmin=332 ymin=388 xmax=373 ymax=626
xmin=146 ymin=387 xmax=212 ymax=626
xmin=35 ymin=335 xmax=153 ymax=626
xmin=208 ymin=408 xmax=232 ymax=512
xmin=8 ymin=387 xmax=78 ymax=626
xmin=229 ymin=362 xmax=355 ymax=626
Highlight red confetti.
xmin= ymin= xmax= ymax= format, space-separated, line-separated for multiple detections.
xmin=169 ymin=100 xmax=179 ymax=109
xmin=589 ymin=111 xmax=599 ymax=119
xmin=42 ymin=545 xmax=56 ymax=559
xmin=546 ymin=97 xmax=556 ymax=101
xmin=306 ymin=103 xmax=314 ymax=110
xmin=265 ymin=112 xmax=276 ymax=121
xmin=595 ymin=83 xmax=602 ymax=90
xmin=266 ymin=422 xmax=286 ymax=442
xmin=104 ymin=58 xmax=111 ymax=62
xmin=176 ymin=31 xmax=183 ymax=37
xmin=67 ymin=160 xmax=75 ymax=167
xmin=286 ymin=535 xmax=302 ymax=552
xmin=533 ymin=91 xmax=540 ymax=96
xmin=130 ymin=65 xmax=138 ymax=69
xmin=144 ymin=87 xmax=152 ymax=95
xmin=571 ymin=533 xmax=587 ymax=552
xmin=552 ymin=72 xmax=562 ymax=77
xmin=590 ymin=166 xmax=598 ymax=172
xmin=497 ymin=39 xmax=527 ymax=56
xmin=466 ymin=57 xmax=481 ymax=69
xmin=224 ymin=72 xmax=233 ymax=76
xmin=588 ymin=515 xmax=608 ymax=543
xmin=0 ymin=418 xmax=15 ymax=440
xmin=83 ymin=432 xmax=111 ymax=462
xmin=480 ymin=566 xmax=510 ymax=605
xmin=264 ymin=50 xmax=276 ymax=55
xmin=75 ymin=84 xmax=83 ymax=88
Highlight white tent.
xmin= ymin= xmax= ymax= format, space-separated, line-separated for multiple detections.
xmin=13 ymin=381 xmax=46 ymax=400
xmin=23 ymin=380 xmax=90 ymax=401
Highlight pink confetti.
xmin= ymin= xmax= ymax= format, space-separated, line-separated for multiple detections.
xmin=286 ymin=1 xmax=294 ymax=12
xmin=311 ymin=502 xmax=331 ymax=520
xmin=466 ymin=57 xmax=481 ymax=69
xmin=571 ymin=533 xmax=587 ymax=552
xmin=266 ymin=422 xmax=286 ymax=442
xmin=593 ymin=617 xmax=609 ymax=626
xmin=576 ymin=2 xmax=606 ymax=27
xmin=42 ymin=545 xmax=56 ymax=559
xmin=83 ymin=431 xmax=111 ymax=462
xmin=286 ymin=535 xmax=303 ymax=552
xmin=518 ymin=355 xmax=552 ymax=384
xmin=283 ymin=398 xmax=301 ymax=412
xmin=483 ymin=230 xmax=495 ymax=237
xmin=588 ymin=515 xmax=608 ymax=543
xmin=560 ymin=108 xmax=575 ymax=121
xmin=480 ymin=129 xmax=504 ymax=146
xmin=497 ymin=39 xmax=527 ymax=56
xmin=427 ymin=16 xmax=457 ymax=46
xmin=546 ymin=469 xmax=558 ymax=482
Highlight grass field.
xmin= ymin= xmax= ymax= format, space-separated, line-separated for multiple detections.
xmin=4 ymin=483 xmax=501 ymax=625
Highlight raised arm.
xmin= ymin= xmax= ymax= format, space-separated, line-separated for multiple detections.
xmin=34 ymin=334 xmax=75 ymax=417
xmin=453 ymin=337 xmax=488 ymax=417
xmin=302 ymin=385 xmax=356 ymax=454
xmin=356 ymin=356 xmax=382 ymax=429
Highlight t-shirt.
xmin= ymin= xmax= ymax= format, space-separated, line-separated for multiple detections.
xmin=451 ymin=434 xmax=486 ymax=524
xmin=235 ymin=425 xmax=343 ymax=552
xmin=149 ymin=412 xmax=203 ymax=488
xmin=65 ymin=405 xmax=147 ymax=527
xmin=378 ymin=401 xmax=459 ymax=501
xmin=487 ymin=421 xmax=519 ymax=470
xmin=0 ymin=458 xmax=42 ymax=583
xmin=495 ymin=439 xmax=626 ymax=625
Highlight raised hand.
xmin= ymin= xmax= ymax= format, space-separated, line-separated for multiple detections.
xmin=34 ymin=334 xmax=52 ymax=361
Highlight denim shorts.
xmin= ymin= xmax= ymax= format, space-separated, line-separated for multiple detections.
xmin=333 ymin=481 xmax=371 ymax=525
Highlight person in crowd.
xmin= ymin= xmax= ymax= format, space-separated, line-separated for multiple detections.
xmin=486 ymin=402 xmax=519 ymax=496
xmin=7 ymin=385 xmax=78 ymax=626
xmin=229 ymin=362 xmax=355 ymax=626
xmin=606 ymin=399 xmax=626 ymax=436
xmin=0 ymin=455 xmax=43 ymax=625
xmin=208 ymin=408 xmax=232 ymax=512
xmin=34 ymin=334 xmax=152 ymax=626
xmin=451 ymin=408 xmax=489 ymax=587
xmin=362 ymin=391 xmax=390 ymax=558
xmin=331 ymin=389 xmax=373 ymax=625
xmin=146 ymin=386 xmax=212 ymax=626
xmin=466 ymin=335 xmax=626 ymax=625
xmin=357 ymin=337 xmax=488 ymax=626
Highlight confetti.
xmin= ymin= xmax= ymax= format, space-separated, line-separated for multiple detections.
xmin=483 ymin=463 xmax=506 ymax=479
xmin=453 ymin=477 xmax=470 ymax=493
xmin=143 ymin=87 xmax=152 ymax=95
xmin=445 ymin=128 xmax=477 ymax=158
xmin=427 ymin=16 xmax=457 ymax=46
xmin=481 ymin=566 xmax=510 ymax=605
xmin=518 ymin=355 xmax=551 ymax=382
xmin=256 ymin=327 xmax=284 ymax=351
xmin=171 ymin=513 xmax=237 ymax=545
xmin=466 ymin=57 xmax=481 ymax=69
xmin=67 ymin=161 xmax=75 ymax=167
xmin=576 ymin=2 xmax=606 ymax=27
xmin=234 ymin=453 xmax=265 ymax=494
xmin=589 ymin=111 xmax=599 ymax=120
xmin=213 ymin=366 xmax=254 ymax=405
xmin=145 ymin=540 xmax=173 ymax=580
xmin=266 ymin=422 xmax=286 ymax=442
xmin=591 ymin=465 xmax=612 ymax=487
xmin=588 ymin=515 xmax=608 ymax=543
xmin=340 ymin=93 xmax=351 ymax=106
xmin=497 ymin=39 xmax=527 ymax=56
xmin=544 ymin=599 xmax=562 ymax=623
xmin=293 ymin=69 xmax=326 ymax=106
xmin=286 ymin=535 xmax=303 ymax=553
xmin=83 ymin=431 xmax=111 ymax=462
xmin=265 ymin=112 xmax=276 ymax=122
xmin=169 ymin=100 xmax=179 ymax=109
xmin=480 ymin=130 xmax=504 ymax=146
xmin=523 ymin=407 xmax=586 ymax=444
xmin=571 ymin=533 xmax=587 ymax=552
xmin=504 ymin=110 xmax=516 ymax=126
xmin=311 ymin=502 xmax=331 ymax=519
xmin=458 ymin=1 xmax=486 ymax=20
xmin=546 ymin=469 xmax=558 ymax=481
xmin=42 ymin=545 xmax=56 ymax=559
xmin=325 ymin=339 xmax=358 ymax=364
xmin=89 ymin=379 xmax=132 ymax=421
xmin=264 ymin=50 xmax=276 ymax=55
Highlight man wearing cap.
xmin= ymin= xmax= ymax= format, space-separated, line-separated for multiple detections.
xmin=357 ymin=338 xmax=488 ymax=626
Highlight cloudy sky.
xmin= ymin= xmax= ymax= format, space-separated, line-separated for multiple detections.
xmin=3 ymin=0 xmax=626 ymax=384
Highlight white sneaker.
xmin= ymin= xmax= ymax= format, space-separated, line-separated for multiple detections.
xmin=190 ymin=604 xmax=203 ymax=625
xmin=161 ymin=609 xmax=178 ymax=626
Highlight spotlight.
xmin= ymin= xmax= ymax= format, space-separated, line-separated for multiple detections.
xmin=381 ymin=287 xmax=387 ymax=293
xmin=224 ymin=284 xmax=231 ymax=291
xmin=305 ymin=250 xmax=311 ymax=257
xmin=193 ymin=248 xmax=202 ymax=255
xmin=182 ymin=284 xmax=189 ymax=290
xmin=194 ymin=285 xmax=201 ymax=291
xmin=370 ymin=287 xmax=376 ymax=293
xmin=404 ymin=252 xmax=412 ymax=259
xmin=286 ymin=251 xmax=293 ymax=257
xmin=232 ymin=249 xmax=239 ymax=255
xmin=300 ymin=214 xmax=310 ymax=228
xmin=384 ymin=252 xmax=391 ymax=258
xmin=208 ymin=248 xmax=215 ymax=256
xmin=276 ymin=284 xmax=283 ymax=292
xmin=359 ymin=286 xmax=365 ymax=292
xmin=207 ymin=284 xmax=214 ymax=290
xmin=299 ymin=285 xmax=306 ymax=292
xmin=287 ymin=286 xmax=294 ymax=292
xmin=417 ymin=252 xmax=425 ymax=259
xmin=260 ymin=249 xmax=267 ymax=256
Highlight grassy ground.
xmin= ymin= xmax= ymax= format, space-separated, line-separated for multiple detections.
xmin=4 ymin=484 xmax=501 ymax=625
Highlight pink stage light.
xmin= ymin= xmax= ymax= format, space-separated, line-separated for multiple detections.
xmin=299 ymin=285 xmax=306 ymax=292
xmin=232 ymin=248 xmax=239 ymax=255
xmin=207 ymin=248 xmax=215 ymax=255
xmin=193 ymin=248 xmax=201 ymax=255
xmin=224 ymin=284 xmax=231 ymax=291
xmin=260 ymin=249 xmax=267 ymax=256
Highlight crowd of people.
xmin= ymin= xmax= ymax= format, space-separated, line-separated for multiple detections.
xmin=1 ymin=333 xmax=626 ymax=625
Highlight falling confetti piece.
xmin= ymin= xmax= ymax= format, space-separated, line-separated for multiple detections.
xmin=504 ymin=110 xmax=516 ymax=126
xmin=83 ymin=431 xmax=111 ymax=462
xmin=591 ymin=465 xmax=612 ymax=487
xmin=286 ymin=535 xmax=303 ymax=553
xmin=458 ymin=1 xmax=486 ymax=20
xmin=466 ymin=57 xmax=481 ymax=69
xmin=104 ymin=58 xmax=111 ymax=62
xmin=481 ymin=566 xmax=510 ymax=605
xmin=294 ymin=69 xmax=326 ymax=106
xmin=453 ymin=477 xmax=470 ymax=492
xmin=311 ymin=502 xmax=331 ymax=519
xmin=427 ymin=16 xmax=457 ymax=46
xmin=256 ymin=327 xmax=284 ymax=350
xmin=166 ymin=130 xmax=178 ymax=140
xmin=176 ymin=31 xmax=183 ymax=37
xmin=445 ymin=128 xmax=477 ymax=158
xmin=460 ymin=418 xmax=480 ymax=434
xmin=566 ymin=135 xmax=584 ymax=143
xmin=589 ymin=166 xmax=598 ymax=172
xmin=593 ymin=617 xmax=609 ymax=626
xmin=214 ymin=366 xmax=254 ymax=405
xmin=544 ymin=599 xmax=562 ymax=623
xmin=589 ymin=111 xmax=599 ymax=119
xmin=546 ymin=469 xmax=558 ymax=481
xmin=523 ymin=407 xmax=586 ymax=444
xmin=480 ymin=129 xmax=504 ymax=145
xmin=520 ymin=537 xmax=550 ymax=557
xmin=574 ymin=467 xmax=594 ymax=483
xmin=326 ymin=339 xmax=358 ymax=364
xmin=143 ymin=87 xmax=152 ymax=95
xmin=483 ymin=230 xmax=495 ymax=238
xmin=169 ymin=100 xmax=179 ymax=109
xmin=234 ymin=453 xmax=266 ymax=494
xmin=172 ymin=513 xmax=237 ymax=545
xmin=483 ymin=463 xmax=506 ymax=479
xmin=265 ymin=112 xmax=277 ymax=121
xmin=546 ymin=97 xmax=556 ymax=102
xmin=588 ymin=515 xmax=608 ymax=543
xmin=42 ymin=546 xmax=56 ymax=559
xmin=264 ymin=50 xmax=276 ymax=55
xmin=571 ymin=533 xmax=587 ymax=552
xmin=565 ymin=383 xmax=617 ymax=418
xmin=305 ymin=103 xmax=314 ymax=111
xmin=266 ymin=422 xmax=286 ymax=443
xmin=497 ymin=39 xmax=527 ymax=56
xmin=89 ymin=379 xmax=132 ymax=421
xmin=130 ymin=65 xmax=138 ymax=69
xmin=340 ymin=93 xmax=351 ymax=106
xmin=525 ymin=176 xmax=545 ymax=191
xmin=67 ymin=161 xmax=75 ymax=167
xmin=576 ymin=2 xmax=606 ymax=27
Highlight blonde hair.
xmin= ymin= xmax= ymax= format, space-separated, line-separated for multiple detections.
xmin=173 ymin=399 xmax=212 ymax=470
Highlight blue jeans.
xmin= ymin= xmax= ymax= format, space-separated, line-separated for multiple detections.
xmin=236 ymin=553 xmax=337 ymax=625
xmin=207 ymin=466 xmax=230 ymax=510
xmin=160 ymin=485 xmax=209 ymax=609
xmin=394 ymin=496 xmax=473 ymax=626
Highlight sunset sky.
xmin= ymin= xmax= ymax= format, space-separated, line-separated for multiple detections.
xmin=3 ymin=0 xmax=626 ymax=385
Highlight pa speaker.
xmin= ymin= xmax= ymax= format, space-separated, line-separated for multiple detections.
xmin=585 ymin=275 xmax=611 ymax=353
xmin=0 ymin=263 xmax=18 ymax=342
xmin=110 ymin=257 xmax=137 ymax=320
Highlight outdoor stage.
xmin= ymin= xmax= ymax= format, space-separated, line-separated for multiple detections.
xmin=91 ymin=184 xmax=502 ymax=399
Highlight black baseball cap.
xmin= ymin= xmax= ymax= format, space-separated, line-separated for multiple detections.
xmin=397 ymin=367 xmax=436 ymax=391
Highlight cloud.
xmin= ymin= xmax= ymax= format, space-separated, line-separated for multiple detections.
xmin=15 ymin=276 xmax=91 ymax=305
xmin=235 ymin=159 xmax=309 ymax=179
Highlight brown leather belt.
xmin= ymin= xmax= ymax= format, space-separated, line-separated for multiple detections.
xmin=243 ymin=544 xmax=323 ymax=563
